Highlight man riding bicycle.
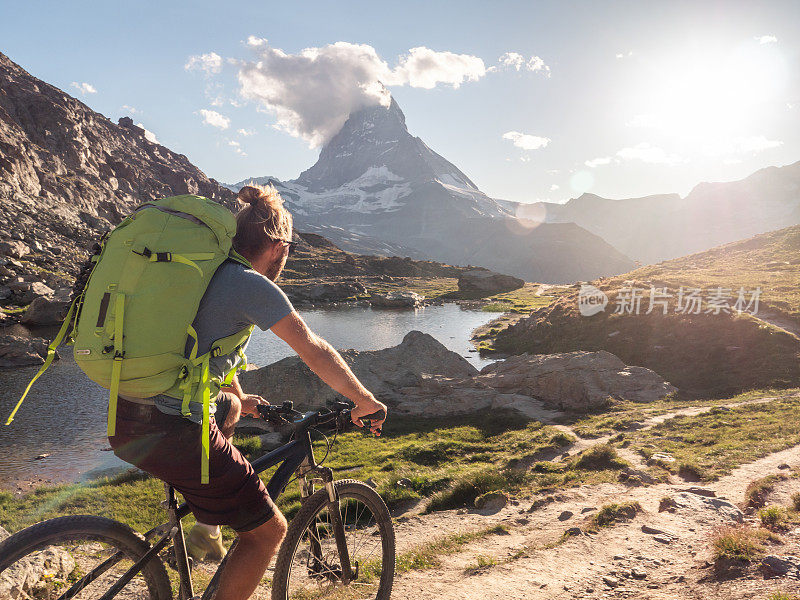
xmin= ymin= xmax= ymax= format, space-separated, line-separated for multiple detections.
xmin=109 ymin=183 xmax=388 ymax=600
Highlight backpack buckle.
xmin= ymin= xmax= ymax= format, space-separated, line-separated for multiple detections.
xmin=156 ymin=252 xmax=172 ymax=262
xmin=113 ymin=350 xmax=125 ymax=360
xmin=211 ymin=347 xmax=222 ymax=357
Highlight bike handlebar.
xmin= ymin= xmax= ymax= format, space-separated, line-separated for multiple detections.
xmin=256 ymin=401 xmax=385 ymax=436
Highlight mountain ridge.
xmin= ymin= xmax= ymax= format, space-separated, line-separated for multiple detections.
xmin=228 ymin=98 xmax=635 ymax=283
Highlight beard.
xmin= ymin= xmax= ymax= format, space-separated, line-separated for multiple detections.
xmin=265 ymin=255 xmax=286 ymax=282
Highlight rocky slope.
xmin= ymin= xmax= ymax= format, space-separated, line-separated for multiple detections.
xmin=0 ymin=50 xmax=237 ymax=295
xmin=528 ymin=160 xmax=800 ymax=264
xmin=491 ymin=225 xmax=800 ymax=397
xmin=228 ymin=98 xmax=635 ymax=283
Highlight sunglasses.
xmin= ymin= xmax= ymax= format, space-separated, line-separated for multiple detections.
xmin=271 ymin=238 xmax=298 ymax=256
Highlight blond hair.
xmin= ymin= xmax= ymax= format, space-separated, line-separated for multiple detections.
xmin=232 ymin=183 xmax=293 ymax=259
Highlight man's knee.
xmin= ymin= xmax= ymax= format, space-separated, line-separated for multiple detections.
xmin=238 ymin=510 xmax=287 ymax=549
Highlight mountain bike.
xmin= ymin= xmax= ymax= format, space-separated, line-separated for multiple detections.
xmin=0 ymin=401 xmax=395 ymax=600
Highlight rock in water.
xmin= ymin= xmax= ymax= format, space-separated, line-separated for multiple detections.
xmin=477 ymin=350 xmax=676 ymax=411
xmin=0 ymin=335 xmax=55 ymax=367
xmin=458 ymin=269 xmax=524 ymax=294
xmin=369 ymin=291 xmax=423 ymax=308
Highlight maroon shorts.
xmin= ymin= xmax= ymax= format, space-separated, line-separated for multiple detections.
xmin=109 ymin=393 xmax=276 ymax=532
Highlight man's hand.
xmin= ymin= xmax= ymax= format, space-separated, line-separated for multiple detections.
xmin=240 ymin=394 xmax=269 ymax=418
xmin=350 ymin=397 xmax=388 ymax=436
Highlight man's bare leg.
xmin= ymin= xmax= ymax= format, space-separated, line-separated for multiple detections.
xmin=214 ymin=512 xmax=288 ymax=600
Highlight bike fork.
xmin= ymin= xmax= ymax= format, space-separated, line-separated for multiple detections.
xmin=324 ymin=472 xmax=353 ymax=584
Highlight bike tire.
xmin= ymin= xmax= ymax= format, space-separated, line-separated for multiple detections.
xmin=0 ymin=515 xmax=173 ymax=600
xmin=271 ymin=479 xmax=395 ymax=600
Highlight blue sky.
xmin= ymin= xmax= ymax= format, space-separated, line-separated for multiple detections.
xmin=2 ymin=0 xmax=799 ymax=203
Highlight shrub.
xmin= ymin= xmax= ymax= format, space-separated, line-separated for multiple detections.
xmin=791 ymin=492 xmax=800 ymax=512
xmin=549 ymin=432 xmax=575 ymax=447
xmin=677 ymin=461 xmax=708 ymax=481
xmin=573 ymin=444 xmax=628 ymax=470
xmin=425 ymin=470 xmax=523 ymax=513
xmin=711 ymin=526 xmax=764 ymax=562
xmin=745 ymin=474 xmax=788 ymax=509
xmin=759 ymin=506 xmax=788 ymax=530
xmin=591 ymin=501 xmax=642 ymax=528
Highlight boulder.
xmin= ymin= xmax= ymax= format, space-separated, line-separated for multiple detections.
xmin=240 ymin=330 xmax=477 ymax=412
xmin=9 ymin=281 xmax=54 ymax=304
xmin=0 ymin=335 xmax=54 ymax=368
xmin=474 ymin=491 xmax=508 ymax=511
xmin=288 ymin=281 xmax=366 ymax=303
xmin=0 ymin=240 xmax=30 ymax=259
xmin=21 ymin=292 xmax=70 ymax=325
xmin=671 ymin=491 xmax=743 ymax=524
xmin=0 ymin=545 xmax=76 ymax=599
xmin=476 ymin=350 xmax=676 ymax=411
xmin=369 ymin=291 xmax=423 ymax=308
xmin=458 ymin=269 xmax=524 ymax=294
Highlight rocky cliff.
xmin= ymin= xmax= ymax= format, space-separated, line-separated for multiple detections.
xmin=0 ymin=51 xmax=236 ymax=292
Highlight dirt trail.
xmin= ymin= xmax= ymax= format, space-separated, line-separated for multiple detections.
xmin=384 ymin=393 xmax=800 ymax=599
xmin=754 ymin=309 xmax=800 ymax=340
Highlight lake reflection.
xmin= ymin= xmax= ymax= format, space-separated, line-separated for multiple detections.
xmin=0 ymin=304 xmax=497 ymax=489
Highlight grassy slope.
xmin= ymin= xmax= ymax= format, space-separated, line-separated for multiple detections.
xmin=493 ymin=225 xmax=800 ymax=397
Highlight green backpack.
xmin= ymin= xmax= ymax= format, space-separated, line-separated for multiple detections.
xmin=6 ymin=195 xmax=254 ymax=483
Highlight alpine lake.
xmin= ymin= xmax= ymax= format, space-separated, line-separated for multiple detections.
xmin=0 ymin=303 xmax=497 ymax=490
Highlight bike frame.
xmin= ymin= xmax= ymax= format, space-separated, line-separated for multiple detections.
xmin=69 ymin=425 xmax=345 ymax=600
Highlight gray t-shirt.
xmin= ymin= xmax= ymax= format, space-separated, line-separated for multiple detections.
xmin=122 ymin=260 xmax=294 ymax=422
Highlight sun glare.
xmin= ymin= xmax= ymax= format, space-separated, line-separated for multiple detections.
xmin=637 ymin=39 xmax=788 ymax=148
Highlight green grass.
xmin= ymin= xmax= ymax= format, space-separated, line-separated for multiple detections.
xmin=572 ymin=444 xmax=628 ymax=471
xmin=393 ymin=524 xmax=509 ymax=574
xmin=712 ymin=526 xmax=766 ymax=562
xmin=590 ymin=501 xmax=642 ymax=529
xmin=627 ymin=396 xmax=800 ymax=481
xmin=746 ymin=474 xmax=789 ymax=508
xmin=759 ymin=506 xmax=789 ymax=530
xmin=464 ymin=555 xmax=498 ymax=574
xmin=769 ymin=592 xmax=800 ymax=600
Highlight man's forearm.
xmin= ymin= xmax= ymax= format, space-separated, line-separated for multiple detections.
xmin=301 ymin=335 xmax=376 ymax=407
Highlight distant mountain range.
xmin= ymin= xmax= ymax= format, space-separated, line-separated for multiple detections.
xmin=227 ymin=98 xmax=634 ymax=282
xmin=526 ymin=160 xmax=800 ymax=264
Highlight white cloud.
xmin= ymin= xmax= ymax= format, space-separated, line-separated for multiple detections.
xmin=237 ymin=128 xmax=256 ymax=136
xmin=136 ymin=123 xmax=159 ymax=144
xmin=185 ymin=52 xmax=223 ymax=75
xmin=520 ymin=156 xmax=531 ymax=162
xmin=228 ymin=140 xmax=247 ymax=156
xmin=733 ymin=135 xmax=782 ymax=153
xmin=550 ymin=184 xmax=559 ymax=191
xmin=616 ymin=143 xmax=683 ymax=165
xmin=496 ymin=52 xmax=550 ymax=76
xmin=615 ymin=51 xmax=634 ymax=59
xmin=71 ymin=82 xmax=97 ymax=95
xmin=394 ymin=46 xmax=486 ymax=89
xmin=756 ymin=35 xmax=777 ymax=44
xmin=236 ymin=40 xmax=543 ymax=147
xmin=498 ymin=52 xmax=525 ymax=70
xmin=197 ymin=109 xmax=230 ymax=129
xmin=122 ymin=104 xmax=138 ymax=114
xmin=585 ymin=156 xmax=613 ymax=168
xmin=502 ymin=131 xmax=550 ymax=151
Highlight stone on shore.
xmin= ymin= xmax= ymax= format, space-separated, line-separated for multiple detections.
xmin=477 ymin=350 xmax=676 ymax=411
xmin=21 ymin=288 xmax=71 ymax=326
xmin=239 ymin=330 xmax=476 ymax=413
xmin=458 ymin=268 xmax=524 ymax=294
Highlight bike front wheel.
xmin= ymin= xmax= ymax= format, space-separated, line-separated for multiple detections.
xmin=0 ymin=515 xmax=172 ymax=600
xmin=271 ymin=479 xmax=395 ymax=600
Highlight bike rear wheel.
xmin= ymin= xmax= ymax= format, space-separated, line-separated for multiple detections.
xmin=0 ymin=515 xmax=172 ymax=600
xmin=271 ymin=479 xmax=395 ymax=600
